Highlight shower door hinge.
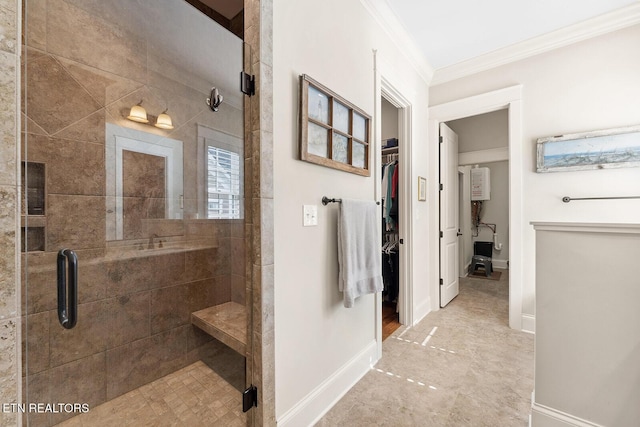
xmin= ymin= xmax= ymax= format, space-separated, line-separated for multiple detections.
xmin=240 ymin=71 xmax=256 ymax=96
xmin=242 ymin=385 xmax=258 ymax=412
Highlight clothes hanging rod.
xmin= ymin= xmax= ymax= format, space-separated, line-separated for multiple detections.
xmin=321 ymin=196 xmax=380 ymax=206
xmin=562 ymin=195 xmax=640 ymax=203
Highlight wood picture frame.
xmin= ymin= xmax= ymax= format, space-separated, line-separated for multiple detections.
xmin=536 ymin=125 xmax=640 ymax=173
xmin=299 ymin=74 xmax=371 ymax=176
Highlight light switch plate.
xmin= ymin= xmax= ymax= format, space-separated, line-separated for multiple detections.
xmin=303 ymin=205 xmax=318 ymax=226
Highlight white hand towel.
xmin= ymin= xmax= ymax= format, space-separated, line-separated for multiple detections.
xmin=338 ymin=199 xmax=383 ymax=308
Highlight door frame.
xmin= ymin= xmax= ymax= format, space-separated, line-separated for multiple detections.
xmin=374 ymin=67 xmax=413 ymax=358
xmin=429 ymin=85 xmax=524 ymax=330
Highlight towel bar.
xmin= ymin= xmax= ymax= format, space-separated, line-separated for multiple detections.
xmin=322 ymin=196 xmax=380 ymax=206
xmin=562 ymin=195 xmax=640 ymax=203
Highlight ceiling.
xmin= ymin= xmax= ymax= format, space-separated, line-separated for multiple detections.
xmin=385 ymin=0 xmax=639 ymax=70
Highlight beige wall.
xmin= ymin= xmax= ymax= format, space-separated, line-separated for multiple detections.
xmin=273 ymin=0 xmax=431 ymax=423
xmin=447 ymin=109 xmax=508 ymax=153
xmin=533 ymin=223 xmax=640 ymax=426
xmin=431 ymin=23 xmax=640 ymax=325
xmin=381 ymin=97 xmax=398 ymax=141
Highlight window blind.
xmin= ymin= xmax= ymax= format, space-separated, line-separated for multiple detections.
xmin=207 ymin=146 xmax=241 ymax=219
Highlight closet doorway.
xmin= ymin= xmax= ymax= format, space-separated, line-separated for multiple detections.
xmin=381 ymin=96 xmax=403 ymax=340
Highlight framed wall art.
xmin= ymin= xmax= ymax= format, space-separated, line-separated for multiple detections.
xmin=299 ymin=74 xmax=371 ymax=176
xmin=537 ymin=125 xmax=640 ymax=173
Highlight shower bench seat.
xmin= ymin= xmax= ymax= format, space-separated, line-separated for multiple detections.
xmin=191 ymin=302 xmax=247 ymax=355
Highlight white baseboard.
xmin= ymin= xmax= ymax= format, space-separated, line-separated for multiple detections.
xmin=531 ymin=402 xmax=605 ymax=427
xmin=413 ymin=299 xmax=431 ymax=326
xmin=277 ymin=341 xmax=377 ymax=427
xmin=493 ymin=259 xmax=509 ymax=269
xmin=521 ymin=314 xmax=535 ymax=334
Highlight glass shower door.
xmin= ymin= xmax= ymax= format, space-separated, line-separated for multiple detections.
xmin=21 ymin=1 xmax=252 ymax=425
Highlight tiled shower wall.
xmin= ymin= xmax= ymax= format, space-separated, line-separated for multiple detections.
xmin=245 ymin=0 xmax=275 ymax=425
xmin=22 ymin=228 xmax=237 ymax=426
xmin=0 ymin=0 xmax=20 ymax=425
xmin=18 ymin=1 xmax=247 ymax=426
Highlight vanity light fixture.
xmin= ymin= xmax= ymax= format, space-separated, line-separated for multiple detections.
xmin=127 ymin=101 xmax=149 ymax=123
xmin=155 ymin=109 xmax=174 ymax=130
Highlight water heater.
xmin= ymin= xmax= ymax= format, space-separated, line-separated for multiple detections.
xmin=471 ymin=167 xmax=490 ymax=201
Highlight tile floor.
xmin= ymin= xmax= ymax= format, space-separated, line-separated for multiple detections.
xmin=51 ymin=270 xmax=531 ymax=427
xmin=55 ymin=360 xmax=246 ymax=427
xmin=317 ymin=270 xmax=535 ymax=426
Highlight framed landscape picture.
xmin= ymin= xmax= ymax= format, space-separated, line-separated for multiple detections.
xmin=537 ymin=125 xmax=640 ymax=173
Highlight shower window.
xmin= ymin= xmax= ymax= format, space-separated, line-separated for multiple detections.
xmin=207 ymin=145 xmax=241 ymax=219
xmin=197 ymin=123 xmax=244 ymax=220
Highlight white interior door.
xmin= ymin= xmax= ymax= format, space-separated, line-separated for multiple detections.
xmin=440 ymin=123 xmax=460 ymax=307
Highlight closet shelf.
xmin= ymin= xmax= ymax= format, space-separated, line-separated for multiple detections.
xmin=382 ymin=147 xmax=398 ymax=154
xmin=191 ymin=302 xmax=247 ymax=355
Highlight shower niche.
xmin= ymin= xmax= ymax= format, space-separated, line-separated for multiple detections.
xmin=21 ymin=161 xmax=45 ymax=252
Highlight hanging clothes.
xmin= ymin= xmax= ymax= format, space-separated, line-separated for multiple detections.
xmin=391 ymin=163 xmax=398 ymax=199
xmin=381 ymin=153 xmax=400 ymax=306
xmin=385 ymin=162 xmax=395 ymax=227
xmin=381 ymin=163 xmax=390 ymax=215
xmin=382 ymin=161 xmax=398 ymax=231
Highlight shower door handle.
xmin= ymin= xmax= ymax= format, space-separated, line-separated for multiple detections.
xmin=57 ymin=249 xmax=78 ymax=329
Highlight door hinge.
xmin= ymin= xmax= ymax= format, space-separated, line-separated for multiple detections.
xmin=240 ymin=71 xmax=256 ymax=96
xmin=439 ymin=136 xmax=443 ymax=143
xmin=439 ymin=231 xmax=443 ymax=238
xmin=243 ymin=385 xmax=258 ymax=412
xmin=439 ymin=278 xmax=443 ymax=285
xmin=439 ymin=183 xmax=443 ymax=191
xmin=399 ymin=238 xmax=404 ymax=244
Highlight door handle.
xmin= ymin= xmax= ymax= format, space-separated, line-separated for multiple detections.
xmin=57 ymin=249 xmax=78 ymax=329
xmin=457 ymin=232 xmax=463 ymax=236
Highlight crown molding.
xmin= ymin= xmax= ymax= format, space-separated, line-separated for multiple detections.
xmin=432 ymin=3 xmax=640 ymax=86
xmin=360 ymin=0 xmax=434 ymax=84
